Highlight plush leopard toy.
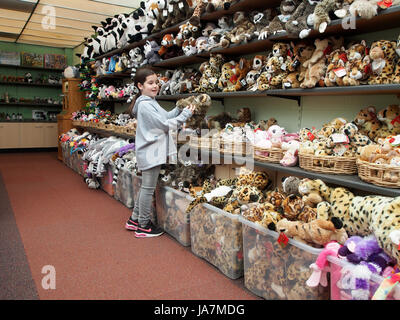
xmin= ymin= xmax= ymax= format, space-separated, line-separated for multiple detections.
xmin=309 ymin=180 xmax=400 ymax=265
xmin=368 ymin=39 xmax=398 ymax=85
xmin=393 ymin=34 xmax=400 ymax=84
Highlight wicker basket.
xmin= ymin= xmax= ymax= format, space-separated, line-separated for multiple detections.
xmin=189 ymin=136 xmax=216 ymax=150
xmin=220 ymin=140 xmax=252 ymax=156
xmin=299 ymin=153 xmax=357 ymax=175
xmin=357 ymin=159 xmax=400 ymax=188
xmin=72 ymin=120 xmax=81 ymax=127
xmin=253 ymin=146 xmax=284 ymax=163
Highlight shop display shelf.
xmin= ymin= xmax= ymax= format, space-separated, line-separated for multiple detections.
xmin=155 ymin=186 xmax=194 ymax=246
xmin=240 ymin=217 xmax=330 ymax=300
xmin=0 ymin=81 xmax=61 ymax=88
xmin=197 ymin=149 xmax=400 ymax=197
xmin=190 ymin=202 xmax=244 ymax=279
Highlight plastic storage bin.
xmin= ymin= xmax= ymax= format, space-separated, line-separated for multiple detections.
xmin=113 ymin=166 xmax=135 ymax=208
xmin=100 ymin=164 xmax=115 ymax=197
xmin=328 ymin=255 xmax=400 ymax=300
xmin=190 ymin=203 xmax=243 ymax=279
xmin=155 ymin=186 xmax=193 ymax=246
xmin=132 ymin=173 xmax=157 ymax=225
xmin=61 ymin=142 xmax=73 ymax=168
xmin=241 ymin=218 xmax=330 ymax=300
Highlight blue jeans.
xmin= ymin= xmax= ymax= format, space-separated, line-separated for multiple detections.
xmin=131 ymin=165 xmax=161 ymax=226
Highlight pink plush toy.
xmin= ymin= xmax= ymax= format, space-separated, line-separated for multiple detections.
xmin=266 ymin=125 xmax=287 ymax=148
xmin=280 ymin=139 xmax=300 ymax=167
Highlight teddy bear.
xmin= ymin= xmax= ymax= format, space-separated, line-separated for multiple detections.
xmin=270 ymin=217 xmax=348 ymax=247
xmin=368 ymin=39 xmax=398 ymax=85
xmin=300 ymin=38 xmax=331 ymax=88
xmin=258 ymin=0 xmax=300 ymax=40
xmin=175 ymin=93 xmax=212 ymax=130
xmin=220 ymin=11 xmax=256 ymax=47
xmin=285 ymin=0 xmax=320 ymax=39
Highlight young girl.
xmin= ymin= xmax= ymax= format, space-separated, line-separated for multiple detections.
xmin=125 ymin=68 xmax=195 ymax=238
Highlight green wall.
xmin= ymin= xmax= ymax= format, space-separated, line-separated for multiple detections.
xmin=0 ymin=41 xmax=73 ymax=119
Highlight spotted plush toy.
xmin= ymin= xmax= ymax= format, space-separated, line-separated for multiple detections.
xmin=368 ymin=40 xmax=398 ymax=85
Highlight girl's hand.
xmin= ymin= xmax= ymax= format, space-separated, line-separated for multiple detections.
xmin=185 ymin=104 xmax=196 ymax=115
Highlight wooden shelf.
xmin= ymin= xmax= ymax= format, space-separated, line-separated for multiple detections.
xmin=194 ymin=149 xmax=400 ymax=197
xmin=0 ymin=64 xmax=64 ymax=72
xmin=0 ymin=102 xmax=62 ymax=107
xmin=0 ymin=81 xmax=61 ymax=88
xmin=153 ymin=55 xmax=207 ymax=69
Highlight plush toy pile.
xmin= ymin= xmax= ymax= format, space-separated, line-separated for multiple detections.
xmin=299 ymin=116 xmax=373 ymax=159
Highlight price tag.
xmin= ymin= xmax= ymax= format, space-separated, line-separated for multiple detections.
xmin=277 ymin=232 xmax=289 ymax=248
xmin=168 ymin=4 xmax=173 ymax=12
xmin=240 ymin=79 xmax=247 ymax=86
xmin=307 ymin=132 xmax=315 ymax=141
xmin=163 ymin=9 xmax=168 ymax=17
xmin=331 ymin=133 xmax=349 ymax=144
xmin=178 ymin=2 xmax=184 ymax=9
xmin=333 ymin=67 xmax=346 ymax=78
xmin=210 ymin=77 xmax=217 ymax=85
xmin=187 ymin=81 xmax=192 ymax=90
xmin=378 ymin=0 xmax=393 ymax=8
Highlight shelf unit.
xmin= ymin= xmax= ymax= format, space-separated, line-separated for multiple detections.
xmin=0 ymin=81 xmax=61 ymax=88
xmin=78 ymin=1 xmax=400 ymax=197
xmin=0 ymin=102 xmax=62 ymax=107
xmin=0 ymin=64 xmax=64 ymax=72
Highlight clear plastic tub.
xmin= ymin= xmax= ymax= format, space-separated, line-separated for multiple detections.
xmin=61 ymin=142 xmax=73 ymax=168
xmin=100 ymin=164 xmax=115 ymax=197
xmin=190 ymin=203 xmax=243 ymax=279
xmin=328 ymin=255 xmax=400 ymax=300
xmin=241 ymin=218 xmax=330 ymax=300
xmin=132 ymin=173 xmax=157 ymax=225
xmin=155 ymin=186 xmax=193 ymax=246
xmin=113 ymin=167 xmax=135 ymax=208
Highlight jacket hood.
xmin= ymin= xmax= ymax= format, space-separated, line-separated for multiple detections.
xmin=132 ymin=95 xmax=154 ymax=117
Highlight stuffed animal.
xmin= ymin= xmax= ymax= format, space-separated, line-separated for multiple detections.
xmin=353 ymin=106 xmax=382 ymax=141
xmin=195 ymin=54 xmax=225 ymax=92
xmin=323 ymin=47 xmax=348 ymax=87
xmin=270 ymin=217 xmax=348 ymax=246
xmin=220 ymin=11 xmax=256 ymax=47
xmin=149 ymin=0 xmax=168 ymax=33
xmin=142 ymin=40 xmax=161 ymax=65
xmin=229 ymin=58 xmax=250 ymax=91
xmin=218 ymin=60 xmax=239 ymax=92
xmin=300 ymin=38 xmax=331 ymax=88
xmin=368 ymin=39 xmax=398 ymax=85
xmin=280 ymin=139 xmax=301 ymax=166
xmin=376 ymin=105 xmax=400 ymax=137
xmin=250 ymin=9 xmax=277 ymax=38
xmin=258 ymin=0 xmax=299 ymax=39
xmin=313 ymin=180 xmax=400 ymax=265
xmin=182 ymin=37 xmax=198 ymax=56
xmin=207 ymin=15 xmax=234 ymax=50
xmin=285 ymin=0 xmax=320 ymax=39
xmin=175 ymin=93 xmax=212 ymax=130
xmin=283 ymin=41 xmax=315 ymax=89
xmin=312 ymin=0 xmax=345 ymax=33
xmin=349 ymin=0 xmax=379 ymax=19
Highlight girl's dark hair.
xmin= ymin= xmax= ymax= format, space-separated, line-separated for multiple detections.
xmin=126 ymin=68 xmax=156 ymax=115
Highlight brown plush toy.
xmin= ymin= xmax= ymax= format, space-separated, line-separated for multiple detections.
xmin=353 ymin=106 xmax=382 ymax=141
xmin=271 ymin=217 xmax=348 ymax=247
xmin=300 ymin=38 xmax=331 ymax=88
xmin=176 ymin=93 xmax=212 ymax=129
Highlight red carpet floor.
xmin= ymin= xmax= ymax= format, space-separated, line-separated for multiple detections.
xmin=0 ymin=151 xmax=260 ymax=300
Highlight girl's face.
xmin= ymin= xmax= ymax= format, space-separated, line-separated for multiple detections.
xmin=138 ymin=74 xmax=159 ymax=98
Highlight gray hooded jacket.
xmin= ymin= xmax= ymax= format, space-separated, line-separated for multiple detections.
xmin=132 ymin=95 xmax=192 ymax=171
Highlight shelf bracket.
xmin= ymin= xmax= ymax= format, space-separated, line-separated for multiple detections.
xmin=267 ymin=94 xmax=301 ymax=107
